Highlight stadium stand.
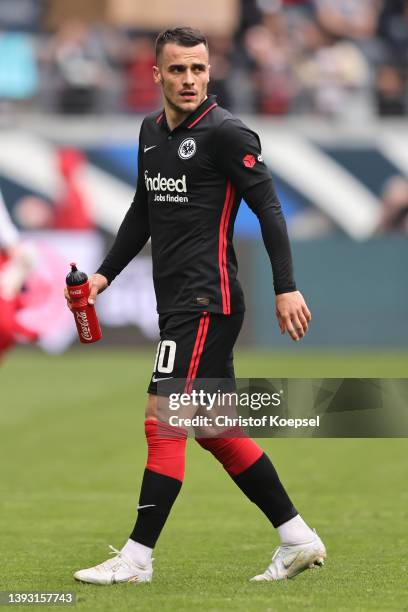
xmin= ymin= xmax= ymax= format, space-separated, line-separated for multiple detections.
xmin=0 ymin=0 xmax=406 ymax=117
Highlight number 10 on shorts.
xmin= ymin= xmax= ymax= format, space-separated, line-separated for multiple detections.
xmin=154 ymin=340 xmax=177 ymax=374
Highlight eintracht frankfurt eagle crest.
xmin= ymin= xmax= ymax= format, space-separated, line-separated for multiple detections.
xmin=178 ymin=138 xmax=196 ymax=160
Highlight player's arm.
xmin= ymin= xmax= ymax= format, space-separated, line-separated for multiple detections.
xmin=214 ymin=120 xmax=311 ymax=341
xmin=243 ymin=180 xmax=311 ymax=341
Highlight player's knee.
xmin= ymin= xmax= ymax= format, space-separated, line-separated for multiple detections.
xmin=144 ymin=419 xmax=187 ymax=482
xmin=145 ymin=394 xmax=158 ymax=420
xmin=196 ymin=436 xmax=228 ymax=452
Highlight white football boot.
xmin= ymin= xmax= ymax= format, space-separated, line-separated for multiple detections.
xmin=74 ymin=545 xmax=153 ymax=585
xmin=250 ymin=532 xmax=326 ymax=581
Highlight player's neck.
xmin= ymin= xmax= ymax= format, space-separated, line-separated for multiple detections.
xmin=164 ymin=96 xmax=208 ymax=132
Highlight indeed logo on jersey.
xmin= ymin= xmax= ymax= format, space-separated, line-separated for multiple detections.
xmin=144 ymin=171 xmax=188 ymax=204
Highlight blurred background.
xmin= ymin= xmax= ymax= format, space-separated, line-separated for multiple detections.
xmin=0 ymin=0 xmax=407 ymax=358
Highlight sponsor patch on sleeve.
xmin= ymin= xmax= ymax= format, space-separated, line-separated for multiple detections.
xmin=242 ymin=154 xmax=256 ymax=168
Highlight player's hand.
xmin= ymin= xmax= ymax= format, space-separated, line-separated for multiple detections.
xmin=275 ymin=291 xmax=311 ymax=341
xmin=87 ymin=273 xmax=108 ymax=304
xmin=64 ymin=273 xmax=108 ymax=311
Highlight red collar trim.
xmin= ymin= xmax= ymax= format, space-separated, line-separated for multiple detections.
xmin=156 ymin=111 xmax=164 ymax=124
xmin=187 ymin=102 xmax=217 ymax=129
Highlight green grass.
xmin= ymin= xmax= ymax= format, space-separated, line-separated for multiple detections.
xmin=0 ymin=349 xmax=407 ymax=611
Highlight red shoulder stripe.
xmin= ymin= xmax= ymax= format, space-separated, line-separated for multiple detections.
xmin=187 ymin=102 xmax=217 ymax=129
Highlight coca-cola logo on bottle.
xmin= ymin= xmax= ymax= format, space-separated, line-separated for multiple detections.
xmin=75 ymin=310 xmax=92 ymax=341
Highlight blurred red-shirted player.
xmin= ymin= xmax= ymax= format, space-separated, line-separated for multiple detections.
xmin=53 ymin=148 xmax=94 ymax=230
xmin=0 ymin=190 xmax=38 ymax=359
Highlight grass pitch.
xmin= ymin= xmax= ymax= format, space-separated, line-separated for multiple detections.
xmin=0 ymin=348 xmax=407 ymax=611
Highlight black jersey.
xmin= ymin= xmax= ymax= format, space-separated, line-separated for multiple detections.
xmin=97 ymin=95 xmax=296 ymax=314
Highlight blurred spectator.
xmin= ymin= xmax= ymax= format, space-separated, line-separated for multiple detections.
xmin=0 ymin=30 xmax=38 ymax=108
xmin=123 ymin=35 xmax=161 ymax=113
xmin=259 ymin=0 xmax=313 ymax=18
xmin=40 ymin=20 xmax=116 ymax=114
xmin=0 ymin=0 xmax=43 ymax=32
xmin=313 ymin=0 xmax=379 ymax=40
xmin=294 ymin=19 xmax=371 ymax=116
xmin=375 ymin=64 xmax=406 ymax=115
xmin=238 ymin=0 xmax=264 ymax=35
xmin=377 ymin=175 xmax=408 ymax=233
xmin=244 ymin=11 xmax=296 ymax=114
xmin=378 ymin=0 xmax=408 ymax=67
xmin=207 ymin=35 xmax=235 ymax=109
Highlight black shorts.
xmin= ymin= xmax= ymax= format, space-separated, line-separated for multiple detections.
xmin=147 ymin=311 xmax=244 ymax=397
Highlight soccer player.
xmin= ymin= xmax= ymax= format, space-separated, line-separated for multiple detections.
xmin=67 ymin=27 xmax=326 ymax=585
xmin=0 ymin=190 xmax=38 ymax=358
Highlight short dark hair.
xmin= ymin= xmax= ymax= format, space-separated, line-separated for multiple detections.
xmin=155 ymin=26 xmax=208 ymax=62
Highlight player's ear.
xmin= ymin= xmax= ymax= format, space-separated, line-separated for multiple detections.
xmin=153 ymin=66 xmax=162 ymax=85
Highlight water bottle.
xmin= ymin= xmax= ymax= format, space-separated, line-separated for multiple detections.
xmin=66 ymin=263 xmax=102 ymax=344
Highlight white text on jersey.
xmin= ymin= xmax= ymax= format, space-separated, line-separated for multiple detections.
xmin=144 ymin=171 xmax=187 ymax=193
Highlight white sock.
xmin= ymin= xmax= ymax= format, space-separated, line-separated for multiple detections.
xmin=121 ymin=539 xmax=153 ymax=567
xmin=277 ymin=514 xmax=315 ymax=545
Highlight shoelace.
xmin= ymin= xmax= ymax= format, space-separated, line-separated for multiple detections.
xmin=107 ymin=545 xmax=153 ymax=571
xmin=107 ymin=545 xmax=137 ymax=571
xmin=108 ymin=545 xmax=123 ymax=558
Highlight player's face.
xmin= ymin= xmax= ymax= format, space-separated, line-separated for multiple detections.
xmin=153 ymin=43 xmax=210 ymax=116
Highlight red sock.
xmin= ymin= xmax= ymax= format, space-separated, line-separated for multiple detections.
xmin=145 ymin=419 xmax=187 ymax=482
xmin=196 ymin=430 xmax=263 ymax=476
